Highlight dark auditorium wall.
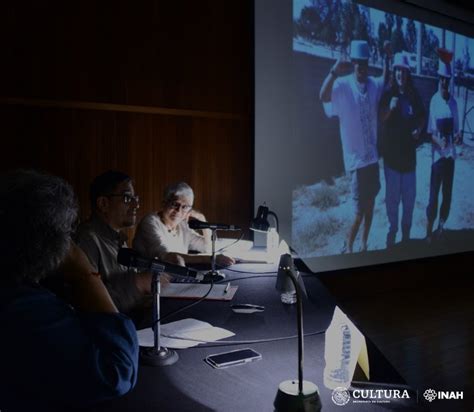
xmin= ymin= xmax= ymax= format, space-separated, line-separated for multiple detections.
xmin=0 ymin=1 xmax=253 ymax=234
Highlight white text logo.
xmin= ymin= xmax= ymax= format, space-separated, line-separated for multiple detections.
xmin=423 ymin=388 xmax=463 ymax=402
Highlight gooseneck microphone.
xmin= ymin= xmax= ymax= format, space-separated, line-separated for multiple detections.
xmin=188 ymin=218 xmax=240 ymax=231
xmin=119 ymin=248 xmax=181 ymax=366
xmin=117 ymin=248 xmax=206 ymax=281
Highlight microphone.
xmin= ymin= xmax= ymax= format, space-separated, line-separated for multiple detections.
xmin=117 ymin=248 xmax=206 ymax=281
xmin=188 ymin=218 xmax=240 ymax=231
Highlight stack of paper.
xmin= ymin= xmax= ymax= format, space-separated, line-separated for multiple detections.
xmin=137 ymin=318 xmax=235 ymax=349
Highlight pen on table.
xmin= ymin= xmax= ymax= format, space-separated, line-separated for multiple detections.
xmin=224 ymin=282 xmax=230 ymax=294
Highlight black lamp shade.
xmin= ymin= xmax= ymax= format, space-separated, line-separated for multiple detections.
xmin=250 ymin=205 xmax=270 ymax=232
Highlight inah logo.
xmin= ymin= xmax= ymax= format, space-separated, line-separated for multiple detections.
xmin=423 ymin=388 xmax=464 ymax=402
xmin=423 ymin=389 xmax=437 ymax=402
xmin=332 ymin=387 xmax=351 ymax=406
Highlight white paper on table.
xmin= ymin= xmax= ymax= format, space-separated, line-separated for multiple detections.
xmin=217 ymin=239 xmax=270 ymax=263
xmin=137 ymin=318 xmax=235 ymax=349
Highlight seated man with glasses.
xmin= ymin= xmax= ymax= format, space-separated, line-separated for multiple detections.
xmin=133 ymin=181 xmax=235 ymax=267
xmin=76 ymin=170 xmax=157 ymax=314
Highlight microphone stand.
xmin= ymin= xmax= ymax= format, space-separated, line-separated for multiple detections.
xmin=140 ymin=265 xmax=179 ymax=366
xmin=203 ymin=228 xmax=225 ymax=282
xmin=274 ymin=266 xmax=321 ymax=411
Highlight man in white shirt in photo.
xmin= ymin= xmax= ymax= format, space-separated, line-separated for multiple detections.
xmin=320 ymin=40 xmax=390 ymax=253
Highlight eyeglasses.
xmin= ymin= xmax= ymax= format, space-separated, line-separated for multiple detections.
xmin=107 ymin=193 xmax=140 ymax=204
xmin=169 ymin=201 xmax=192 ymax=212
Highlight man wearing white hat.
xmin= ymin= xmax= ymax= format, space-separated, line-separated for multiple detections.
xmin=425 ymin=50 xmax=462 ymax=242
xmin=320 ymin=40 xmax=390 ymax=253
xmin=379 ymin=52 xmax=425 ymax=247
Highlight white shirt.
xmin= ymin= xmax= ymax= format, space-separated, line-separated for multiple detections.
xmin=133 ymin=213 xmax=210 ymax=260
xmin=427 ymin=91 xmax=459 ymax=162
xmin=324 ymin=74 xmax=385 ymax=172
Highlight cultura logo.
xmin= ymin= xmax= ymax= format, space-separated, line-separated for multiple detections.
xmin=332 ymin=387 xmax=351 ymax=406
xmin=331 ymin=386 xmax=412 ymax=406
xmin=423 ymin=389 xmax=437 ymax=402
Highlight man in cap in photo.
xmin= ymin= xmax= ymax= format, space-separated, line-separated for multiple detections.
xmin=425 ymin=48 xmax=462 ymax=242
xmin=320 ymin=39 xmax=391 ymax=253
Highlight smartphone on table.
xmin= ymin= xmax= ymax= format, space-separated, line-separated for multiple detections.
xmin=204 ymin=348 xmax=262 ymax=369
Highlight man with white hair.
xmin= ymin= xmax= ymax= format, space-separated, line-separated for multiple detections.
xmin=133 ymin=181 xmax=235 ymax=267
xmin=320 ymin=40 xmax=390 ymax=253
xmin=425 ymin=50 xmax=462 ymax=242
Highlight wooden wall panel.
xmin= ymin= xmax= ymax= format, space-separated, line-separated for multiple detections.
xmin=0 ymin=105 xmax=252 ymax=236
xmin=0 ymin=1 xmax=252 ymax=113
xmin=0 ymin=1 xmax=253 ymax=237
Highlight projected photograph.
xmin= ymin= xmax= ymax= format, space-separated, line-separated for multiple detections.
xmin=291 ymin=0 xmax=474 ymax=259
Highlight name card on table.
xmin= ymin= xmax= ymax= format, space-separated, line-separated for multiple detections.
xmin=323 ymin=306 xmax=369 ymax=389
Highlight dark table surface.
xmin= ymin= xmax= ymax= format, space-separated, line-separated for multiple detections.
xmin=88 ymin=264 xmax=425 ymax=412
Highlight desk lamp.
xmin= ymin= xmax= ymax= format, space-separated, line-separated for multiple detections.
xmin=250 ymin=204 xmax=279 ymax=249
xmin=274 ymin=253 xmax=322 ymax=412
xmin=250 ymin=203 xmax=279 ymax=233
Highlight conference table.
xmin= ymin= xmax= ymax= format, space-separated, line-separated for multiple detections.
xmin=88 ymin=243 xmax=425 ymax=412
